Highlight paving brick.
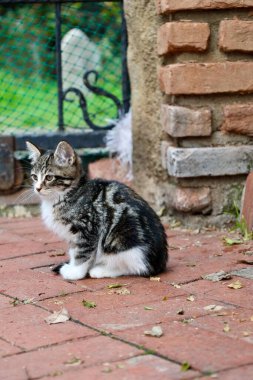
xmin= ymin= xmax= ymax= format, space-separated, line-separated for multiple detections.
xmin=116 ymin=322 xmax=253 ymax=372
xmin=156 ymin=0 xmax=253 ymax=14
xmin=161 ymin=105 xmax=212 ymax=138
xmin=159 ymin=62 xmax=253 ymax=95
xmin=221 ymin=103 xmax=253 ymax=136
xmin=181 ymin=278 xmax=253 ymax=310
xmin=0 ymin=241 xmax=48 ymax=260
xmin=43 ymin=355 xmax=200 ymax=380
xmin=0 ymin=338 xmax=23 ymax=357
xmin=219 ymin=20 xmax=253 ymax=53
xmin=191 ymin=309 xmax=253 ymax=343
xmin=0 ymin=303 xmax=97 ymax=350
xmin=166 ymin=146 xmax=253 ymax=177
xmin=0 ymin=336 xmax=141 ymax=380
xmin=216 ymin=365 xmax=253 ymax=380
xmin=157 ymin=22 xmax=210 ymax=55
xmin=0 ymin=268 xmax=85 ymax=301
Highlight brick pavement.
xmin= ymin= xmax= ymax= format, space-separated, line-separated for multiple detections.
xmin=0 ymin=217 xmax=253 ymax=379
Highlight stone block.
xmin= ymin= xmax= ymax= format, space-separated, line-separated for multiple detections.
xmin=219 ymin=20 xmax=253 ymax=53
xmin=159 ymin=62 xmax=253 ymax=95
xmin=166 ymin=146 xmax=253 ymax=177
xmin=161 ymin=105 xmax=212 ymax=137
xmin=157 ymin=22 xmax=210 ymax=55
xmin=156 ymin=0 xmax=253 ymax=14
xmin=172 ymin=187 xmax=212 ymax=213
xmin=221 ymin=104 xmax=253 ymax=136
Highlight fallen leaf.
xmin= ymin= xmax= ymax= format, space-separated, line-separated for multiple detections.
xmin=187 ymin=295 xmax=195 ymax=302
xmin=144 ymin=306 xmax=154 ymax=311
xmin=227 ymin=280 xmax=244 ymax=289
xmin=186 ymin=262 xmax=196 ymax=267
xmin=177 ymin=309 xmax=184 ymax=315
xmin=64 ymin=357 xmax=82 ymax=366
xmin=250 ymin=316 xmax=253 ymax=322
xmin=202 ymin=270 xmax=231 ymax=282
xmin=144 ymin=326 xmax=163 ymax=337
xmin=182 ymin=318 xmax=194 ymax=324
xmin=150 ymin=277 xmax=161 ymax=282
xmin=113 ymin=287 xmax=131 ymax=295
xmin=82 ymin=300 xmax=97 ymax=308
xmin=45 ymin=308 xmax=70 ymax=324
xmin=243 ymin=251 xmax=253 ymax=256
xmin=107 ymin=283 xmax=127 ymax=289
xmin=204 ymin=305 xmax=224 ymax=312
xmin=49 ymin=252 xmax=65 ymax=257
xmin=162 ymin=295 xmax=169 ymax=301
xmin=170 ymin=282 xmax=181 ymax=289
xmin=23 ymin=298 xmax=35 ymax=305
xmin=223 ymin=322 xmax=230 ymax=333
xmin=9 ymin=298 xmax=20 ymax=307
xmin=181 ymin=362 xmax=191 ymax=372
xmin=243 ymin=331 xmax=252 ymax=337
xmin=223 ymin=237 xmax=243 ymax=246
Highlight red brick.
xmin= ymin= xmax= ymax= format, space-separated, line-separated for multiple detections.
xmin=158 ymin=62 xmax=253 ymax=95
xmin=157 ymin=22 xmax=210 ymax=55
xmin=117 ymin=322 xmax=253 ymax=372
xmin=0 ymin=339 xmax=22 ymax=357
xmin=171 ymin=187 xmax=212 ymax=213
xmin=0 ymin=304 xmax=97 ymax=350
xmin=0 ymin=268 xmax=85 ymax=301
xmin=219 ymin=20 xmax=253 ymax=53
xmin=161 ymin=105 xmax=212 ymax=137
xmin=216 ymin=365 xmax=253 ymax=380
xmin=43 ymin=355 xmax=200 ymax=380
xmin=0 ymin=336 xmax=141 ymax=380
xmin=221 ymin=103 xmax=253 ymax=136
xmin=156 ymin=0 xmax=253 ymax=14
xmin=241 ymin=172 xmax=253 ymax=231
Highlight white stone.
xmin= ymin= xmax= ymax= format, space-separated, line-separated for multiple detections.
xmin=61 ymin=28 xmax=101 ymax=96
xmin=166 ymin=146 xmax=253 ymax=177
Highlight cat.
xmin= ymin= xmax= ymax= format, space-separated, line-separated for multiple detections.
xmin=26 ymin=141 xmax=169 ymax=281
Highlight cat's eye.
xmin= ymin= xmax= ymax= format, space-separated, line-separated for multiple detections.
xmin=31 ymin=174 xmax=38 ymax=181
xmin=45 ymin=175 xmax=54 ymax=181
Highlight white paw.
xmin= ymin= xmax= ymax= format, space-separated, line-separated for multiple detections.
xmin=60 ymin=263 xmax=87 ymax=281
xmin=89 ymin=266 xmax=119 ymax=278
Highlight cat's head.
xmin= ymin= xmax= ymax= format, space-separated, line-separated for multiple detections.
xmin=26 ymin=141 xmax=83 ymax=198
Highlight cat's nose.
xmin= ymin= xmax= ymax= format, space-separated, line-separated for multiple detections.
xmin=36 ymin=187 xmax=42 ymax=192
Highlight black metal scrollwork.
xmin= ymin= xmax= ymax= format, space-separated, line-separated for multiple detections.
xmin=63 ymin=70 xmax=123 ymax=131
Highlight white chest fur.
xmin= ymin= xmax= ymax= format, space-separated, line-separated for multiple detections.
xmin=41 ymin=200 xmax=73 ymax=242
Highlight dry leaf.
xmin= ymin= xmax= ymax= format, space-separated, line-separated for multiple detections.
xmin=109 ymin=287 xmax=131 ymax=295
xmin=45 ymin=308 xmax=70 ymax=324
xmin=250 ymin=316 xmax=253 ymax=322
xmin=181 ymin=362 xmax=191 ymax=372
xmin=204 ymin=305 xmax=224 ymax=312
xmin=162 ymin=295 xmax=169 ymax=301
xmin=243 ymin=331 xmax=252 ymax=337
xmin=187 ymin=295 xmax=195 ymax=302
xmin=82 ymin=300 xmax=96 ymax=308
xmin=223 ymin=322 xmax=230 ymax=333
xmin=144 ymin=326 xmax=163 ymax=337
xmin=23 ymin=298 xmax=35 ymax=305
xmin=64 ymin=357 xmax=82 ymax=366
xmin=170 ymin=282 xmax=181 ymax=289
xmin=144 ymin=306 xmax=154 ymax=310
xmin=107 ymin=283 xmax=127 ymax=289
xmin=150 ymin=277 xmax=161 ymax=282
xmin=227 ymin=280 xmax=244 ymax=289
xmin=186 ymin=262 xmax=196 ymax=267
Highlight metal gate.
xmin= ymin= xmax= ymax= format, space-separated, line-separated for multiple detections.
xmin=0 ymin=0 xmax=130 ymax=193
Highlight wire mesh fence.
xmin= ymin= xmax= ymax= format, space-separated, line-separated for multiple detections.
xmin=0 ymin=1 xmax=128 ymax=136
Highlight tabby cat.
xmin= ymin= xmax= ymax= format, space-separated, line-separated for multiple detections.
xmin=27 ymin=141 xmax=168 ymax=281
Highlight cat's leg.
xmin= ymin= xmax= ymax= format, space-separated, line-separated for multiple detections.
xmin=60 ymin=246 xmax=94 ymax=281
xmin=89 ymin=246 xmax=149 ymax=278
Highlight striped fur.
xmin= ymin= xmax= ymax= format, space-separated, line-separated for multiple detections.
xmin=27 ymin=141 xmax=169 ymax=280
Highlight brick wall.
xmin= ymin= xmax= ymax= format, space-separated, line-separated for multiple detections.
xmin=157 ymin=0 xmax=253 ymax=225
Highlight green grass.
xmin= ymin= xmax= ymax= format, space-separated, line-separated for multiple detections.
xmin=0 ymin=65 xmax=122 ymax=134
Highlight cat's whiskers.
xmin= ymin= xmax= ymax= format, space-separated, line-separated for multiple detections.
xmin=15 ymin=189 xmax=37 ymax=204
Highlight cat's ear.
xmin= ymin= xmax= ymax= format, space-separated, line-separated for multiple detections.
xmin=26 ymin=141 xmax=41 ymax=163
xmin=54 ymin=141 xmax=76 ymax=167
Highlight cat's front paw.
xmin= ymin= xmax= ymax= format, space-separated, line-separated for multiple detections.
xmin=59 ymin=263 xmax=87 ymax=281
